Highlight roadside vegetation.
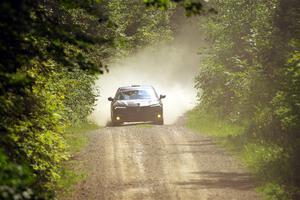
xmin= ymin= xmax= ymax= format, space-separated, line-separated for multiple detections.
xmin=0 ymin=0 xmax=173 ymax=199
xmin=55 ymin=123 xmax=99 ymax=199
xmin=187 ymin=109 xmax=294 ymax=200
xmin=187 ymin=0 xmax=300 ymax=199
xmin=1 ymin=0 xmax=299 ymax=199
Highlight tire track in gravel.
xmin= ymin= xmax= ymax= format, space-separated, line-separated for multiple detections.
xmin=66 ymin=123 xmax=261 ymax=200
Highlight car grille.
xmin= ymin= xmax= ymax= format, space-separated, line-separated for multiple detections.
xmin=114 ymin=106 xmax=162 ymax=121
xmin=126 ymin=106 xmax=150 ymax=112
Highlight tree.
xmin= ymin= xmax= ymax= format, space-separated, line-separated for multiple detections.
xmin=0 ymin=0 xmax=175 ymax=198
xmin=195 ymin=0 xmax=300 ymax=198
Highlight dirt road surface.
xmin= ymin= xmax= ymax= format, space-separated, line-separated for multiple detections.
xmin=68 ymin=122 xmax=260 ymax=200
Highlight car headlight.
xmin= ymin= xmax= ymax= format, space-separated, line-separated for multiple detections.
xmin=150 ymin=103 xmax=161 ymax=107
xmin=114 ymin=106 xmax=126 ymax=109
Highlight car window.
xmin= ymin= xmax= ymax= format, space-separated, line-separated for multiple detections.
xmin=116 ymin=89 xmax=157 ymax=100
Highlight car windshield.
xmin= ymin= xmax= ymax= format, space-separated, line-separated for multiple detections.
xmin=116 ymin=89 xmax=157 ymax=100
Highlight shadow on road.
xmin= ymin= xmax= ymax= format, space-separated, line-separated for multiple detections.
xmin=105 ymin=121 xmax=155 ymax=127
xmin=174 ymin=171 xmax=257 ymax=191
xmin=168 ymin=150 xmax=218 ymax=155
xmin=167 ymin=139 xmax=215 ymax=147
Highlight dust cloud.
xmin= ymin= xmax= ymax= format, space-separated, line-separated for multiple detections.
xmin=90 ymin=19 xmax=206 ymax=126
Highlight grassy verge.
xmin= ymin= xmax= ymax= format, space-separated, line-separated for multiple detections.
xmin=56 ymin=123 xmax=100 ymax=199
xmin=64 ymin=123 xmax=100 ymax=154
xmin=186 ymin=109 xmax=293 ymax=200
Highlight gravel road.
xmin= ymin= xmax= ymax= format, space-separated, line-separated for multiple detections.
xmin=67 ymin=122 xmax=260 ymax=200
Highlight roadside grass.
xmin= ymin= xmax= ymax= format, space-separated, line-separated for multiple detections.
xmin=186 ymin=108 xmax=244 ymax=138
xmin=64 ymin=123 xmax=99 ymax=153
xmin=186 ymin=109 xmax=293 ymax=200
xmin=56 ymin=122 xmax=100 ymax=199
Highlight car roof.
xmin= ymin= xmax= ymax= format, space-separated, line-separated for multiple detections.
xmin=118 ymin=85 xmax=154 ymax=91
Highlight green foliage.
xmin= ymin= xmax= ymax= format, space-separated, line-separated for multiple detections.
xmin=242 ymin=142 xmax=292 ymax=183
xmin=56 ymin=167 xmax=86 ymax=199
xmin=194 ymin=0 xmax=300 ymax=198
xmin=64 ymin=123 xmax=100 ymax=154
xmin=56 ymin=123 xmax=99 ymax=199
xmin=106 ymin=0 xmax=174 ymax=56
xmin=43 ymin=68 xmax=99 ymax=126
xmin=258 ymin=183 xmax=291 ymax=200
xmin=1 ymin=57 xmax=99 ymax=196
xmin=144 ymin=0 xmax=216 ymax=16
xmin=0 ymin=149 xmax=37 ymax=199
xmin=187 ymin=108 xmax=297 ymax=200
xmin=187 ymin=108 xmax=245 ymax=138
xmin=0 ymin=0 xmax=99 ymax=198
xmin=0 ymin=0 xmax=175 ymax=198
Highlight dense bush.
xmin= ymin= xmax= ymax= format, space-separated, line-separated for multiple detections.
xmin=105 ymin=0 xmax=174 ymax=56
xmin=0 ymin=0 xmax=173 ymax=199
xmin=0 ymin=149 xmax=38 ymax=199
xmin=0 ymin=1 xmax=105 ymax=197
xmin=195 ymin=0 xmax=300 ymax=198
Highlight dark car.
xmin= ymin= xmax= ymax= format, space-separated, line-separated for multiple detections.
xmin=108 ymin=85 xmax=166 ymax=126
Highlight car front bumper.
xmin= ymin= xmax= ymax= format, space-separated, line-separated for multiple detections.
xmin=112 ymin=106 xmax=163 ymax=122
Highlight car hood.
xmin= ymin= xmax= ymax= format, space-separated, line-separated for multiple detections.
xmin=113 ymin=99 xmax=160 ymax=107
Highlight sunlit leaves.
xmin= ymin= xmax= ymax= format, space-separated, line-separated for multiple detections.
xmin=0 ymin=0 xmax=104 ymax=198
xmin=0 ymin=149 xmax=35 ymax=199
xmin=144 ymin=0 xmax=216 ymax=16
xmin=144 ymin=0 xmax=173 ymax=10
xmin=107 ymin=0 xmax=173 ymax=56
xmin=196 ymin=0 xmax=300 ymax=197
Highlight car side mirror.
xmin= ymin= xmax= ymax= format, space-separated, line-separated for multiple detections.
xmin=159 ymin=94 xmax=166 ymax=99
xmin=108 ymin=97 xmax=114 ymax=101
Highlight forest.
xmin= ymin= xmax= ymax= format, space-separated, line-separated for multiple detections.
xmin=192 ymin=0 xmax=300 ymax=199
xmin=0 ymin=0 xmax=299 ymax=199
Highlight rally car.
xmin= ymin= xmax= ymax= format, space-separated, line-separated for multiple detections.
xmin=108 ymin=85 xmax=165 ymax=126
